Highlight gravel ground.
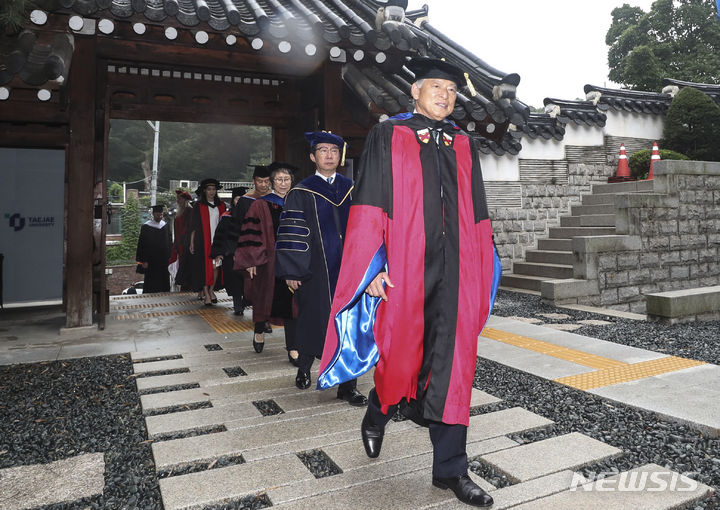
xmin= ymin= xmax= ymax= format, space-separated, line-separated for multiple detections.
xmin=469 ymin=289 xmax=720 ymax=509
xmin=0 ymin=354 xmax=162 ymax=510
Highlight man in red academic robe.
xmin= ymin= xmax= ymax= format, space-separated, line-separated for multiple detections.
xmin=318 ymin=57 xmax=501 ymax=507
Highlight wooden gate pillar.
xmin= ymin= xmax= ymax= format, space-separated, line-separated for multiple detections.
xmin=65 ymin=37 xmax=97 ymax=327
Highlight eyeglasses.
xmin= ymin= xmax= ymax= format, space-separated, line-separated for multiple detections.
xmin=274 ymin=177 xmax=292 ymax=183
xmin=316 ymin=148 xmax=340 ymax=156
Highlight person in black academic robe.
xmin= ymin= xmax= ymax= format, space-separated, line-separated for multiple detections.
xmin=274 ymin=132 xmax=367 ymax=407
xmin=210 ymin=187 xmax=250 ymax=315
xmin=136 ymin=205 xmax=172 ymax=293
xmin=188 ymin=178 xmax=227 ymax=305
xmin=317 ymin=58 xmax=501 ymax=508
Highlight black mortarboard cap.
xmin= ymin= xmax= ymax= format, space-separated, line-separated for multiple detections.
xmin=198 ymin=178 xmax=222 ymax=190
xmin=268 ymin=161 xmax=298 ymax=175
xmin=231 ymin=187 xmax=247 ymax=198
xmin=253 ymin=165 xmax=271 ymax=178
xmin=406 ymin=57 xmax=465 ymax=87
xmin=151 ymin=204 xmax=164 ymax=213
xmin=304 ymin=131 xmax=345 ymax=149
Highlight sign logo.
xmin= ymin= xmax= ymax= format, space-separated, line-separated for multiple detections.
xmin=569 ymin=470 xmax=699 ymax=492
xmin=5 ymin=213 xmax=55 ymax=232
xmin=7 ymin=213 xmax=25 ymax=231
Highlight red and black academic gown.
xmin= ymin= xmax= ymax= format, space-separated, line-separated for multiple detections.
xmin=275 ymin=175 xmax=353 ymax=358
xmin=318 ymin=113 xmax=502 ymax=427
xmin=188 ymin=199 xmax=227 ymax=291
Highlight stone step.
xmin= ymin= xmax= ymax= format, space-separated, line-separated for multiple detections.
xmin=560 ymin=214 xmax=616 ymax=227
xmin=592 ymin=179 xmax=655 ymax=195
xmin=570 ymin=203 xmax=616 ymax=216
xmin=480 ymin=432 xmax=621 ymax=483
xmin=537 ymin=238 xmax=572 ymax=251
xmin=525 ymin=250 xmax=574 ymax=265
xmin=512 ymin=262 xmax=574 ymax=280
xmin=500 ymin=274 xmax=546 ymax=292
xmin=540 ymin=278 xmax=599 ymax=303
xmin=511 ymin=463 xmax=713 ymax=510
xmin=581 ymin=193 xmax=616 ymax=206
xmin=549 ymin=226 xmax=616 ymax=239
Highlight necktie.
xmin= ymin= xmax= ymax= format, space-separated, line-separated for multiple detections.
xmin=328 ymin=176 xmax=334 ymax=185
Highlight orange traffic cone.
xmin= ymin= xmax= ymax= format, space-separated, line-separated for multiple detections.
xmin=648 ymin=142 xmax=660 ymax=180
xmin=608 ymin=143 xmax=632 ymax=182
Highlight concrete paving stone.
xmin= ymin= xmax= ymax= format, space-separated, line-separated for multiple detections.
xmin=141 ymin=387 xmax=211 ymax=411
xmin=133 ymin=358 xmax=189 ymax=374
xmin=480 ymin=432 xmax=622 ymax=482
xmin=477 ymin=338 xmax=595 ymax=379
xmin=136 ymin=371 xmax=220 ymax=391
xmin=0 ymin=453 xmax=105 ymax=510
xmin=271 ymin=468 xmax=493 ymax=510
xmin=590 ymin=367 xmax=720 ymax=437
xmin=537 ymin=313 xmax=572 ymax=320
xmin=57 ymin=340 xmax=136 ymax=360
xmin=470 ymin=388 xmax=502 ymax=407
xmin=145 ymin=402 xmax=261 ymax=438
xmin=543 ymin=323 xmax=584 ymax=332
xmin=132 ymin=345 xmax=210 ymax=360
xmin=159 ymin=454 xmax=314 ymax=510
xmin=0 ymin=347 xmax=61 ymax=366
xmin=152 ymin=407 xmax=367 ymax=470
xmin=467 ymin=407 xmax=554 ymax=442
xmin=423 ymin=470 xmax=581 ymax=510
xmin=557 ymin=304 xmax=646 ymax=320
xmin=504 ymin=316 xmax=544 ymax=324
xmin=511 ymin=463 xmax=714 ymax=510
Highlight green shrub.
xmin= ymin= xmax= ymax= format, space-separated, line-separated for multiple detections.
xmin=662 ymin=87 xmax=720 ymax=162
xmin=628 ymin=148 xmax=689 ymax=179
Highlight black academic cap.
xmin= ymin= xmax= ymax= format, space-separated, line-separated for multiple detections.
xmin=406 ymin=57 xmax=465 ymax=87
xmin=151 ymin=204 xmax=164 ymax=213
xmin=231 ymin=187 xmax=247 ymax=198
xmin=253 ymin=165 xmax=271 ymax=178
xmin=304 ymin=131 xmax=345 ymax=149
xmin=268 ymin=161 xmax=298 ymax=175
xmin=198 ymin=178 xmax=222 ymax=190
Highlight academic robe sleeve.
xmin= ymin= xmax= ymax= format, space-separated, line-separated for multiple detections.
xmin=210 ymin=214 xmax=237 ymax=259
xmin=136 ymin=225 xmax=149 ymax=263
xmin=317 ymin=122 xmax=393 ymax=389
xmin=233 ymin=199 xmax=271 ymax=270
xmin=274 ymin=189 xmax=313 ymax=281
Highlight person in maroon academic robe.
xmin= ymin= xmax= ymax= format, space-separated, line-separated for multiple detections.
xmin=170 ymin=189 xmax=193 ymax=290
xmin=318 ymin=58 xmax=501 ymax=508
xmin=234 ymin=162 xmax=297 ymax=359
xmin=136 ymin=204 xmax=172 ymax=293
xmin=188 ymin=178 xmax=227 ymax=306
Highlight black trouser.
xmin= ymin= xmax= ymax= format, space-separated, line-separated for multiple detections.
xmin=297 ymin=353 xmax=357 ymax=393
xmin=232 ymin=295 xmax=243 ymax=313
xmin=367 ymin=388 xmax=467 ymax=478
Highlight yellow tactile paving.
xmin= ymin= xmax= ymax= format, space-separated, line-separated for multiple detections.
xmin=196 ymin=309 xmax=254 ymax=334
xmin=555 ymin=356 xmax=706 ymax=390
xmin=114 ymin=309 xmax=199 ymax=320
xmin=481 ymin=327 xmax=627 ymax=370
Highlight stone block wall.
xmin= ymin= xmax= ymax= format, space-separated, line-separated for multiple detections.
xmin=586 ymin=161 xmax=720 ymax=313
xmin=107 ymin=264 xmax=139 ymax=295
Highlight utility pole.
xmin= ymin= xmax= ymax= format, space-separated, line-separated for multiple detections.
xmin=147 ymin=120 xmax=160 ymax=206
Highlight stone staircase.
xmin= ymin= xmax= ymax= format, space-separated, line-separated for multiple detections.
xmin=501 ymin=180 xmax=656 ymax=293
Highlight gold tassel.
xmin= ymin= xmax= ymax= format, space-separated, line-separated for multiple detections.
xmin=464 ymin=72 xmax=477 ymax=97
xmin=341 ymin=141 xmax=347 ymax=166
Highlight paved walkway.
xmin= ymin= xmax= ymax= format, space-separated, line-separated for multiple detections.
xmin=0 ymin=291 xmax=717 ymax=508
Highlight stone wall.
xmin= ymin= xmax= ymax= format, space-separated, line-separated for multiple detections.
xmin=107 ymin=264 xmax=140 ymax=295
xmin=577 ymin=160 xmax=720 ymax=313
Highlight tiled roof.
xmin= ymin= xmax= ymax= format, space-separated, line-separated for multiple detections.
xmin=543 ymin=98 xmax=607 ymax=128
xmin=583 ymin=84 xmax=672 ymax=115
xmin=0 ymin=30 xmax=74 ymax=86
xmin=662 ymin=78 xmax=720 ymax=107
xmin=519 ymin=113 xmax=565 ymax=141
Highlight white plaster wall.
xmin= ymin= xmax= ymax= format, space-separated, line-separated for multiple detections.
xmin=604 ymin=110 xmax=665 ymax=140
xmin=562 ymin=122 xmax=605 ymax=146
xmin=479 ymin=153 xmax=519 ymax=181
xmin=517 ymin=136 xmax=565 ymax=160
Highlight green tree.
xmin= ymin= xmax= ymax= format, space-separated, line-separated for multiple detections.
xmin=0 ymin=0 xmax=29 ymax=35
xmin=662 ymin=87 xmax=720 ymax=162
xmin=106 ymin=193 xmax=141 ymax=265
xmin=607 ymin=0 xmax=720 ymax=90
xmin=108 ymin=182 xmax=124 ymax=203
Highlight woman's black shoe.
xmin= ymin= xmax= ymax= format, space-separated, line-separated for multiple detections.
xmin=211 ymin=298 xmax=218 ymax=304
xmin=263 ymin=322 xmax=272 ymax=333
xmin=253 ymin=333 xmax=264 ymax=353
xmin=288 ymin=352 xmax=299 ymax=367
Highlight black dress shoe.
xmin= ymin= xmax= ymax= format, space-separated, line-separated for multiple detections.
xmin=263 ymin=322 xmax=272 ymax=333
xmin=337 ymin=388 xmax=368 ymax=407
xmin=295 ymin=369 xmax=311 ymax=389
xmin=432 ymin=473 xmax=493 ymax=507
xmin=360 ymin=410 xmax=385 ymax=458
xmin=252 ymin=334 xmax=264 ymax=353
